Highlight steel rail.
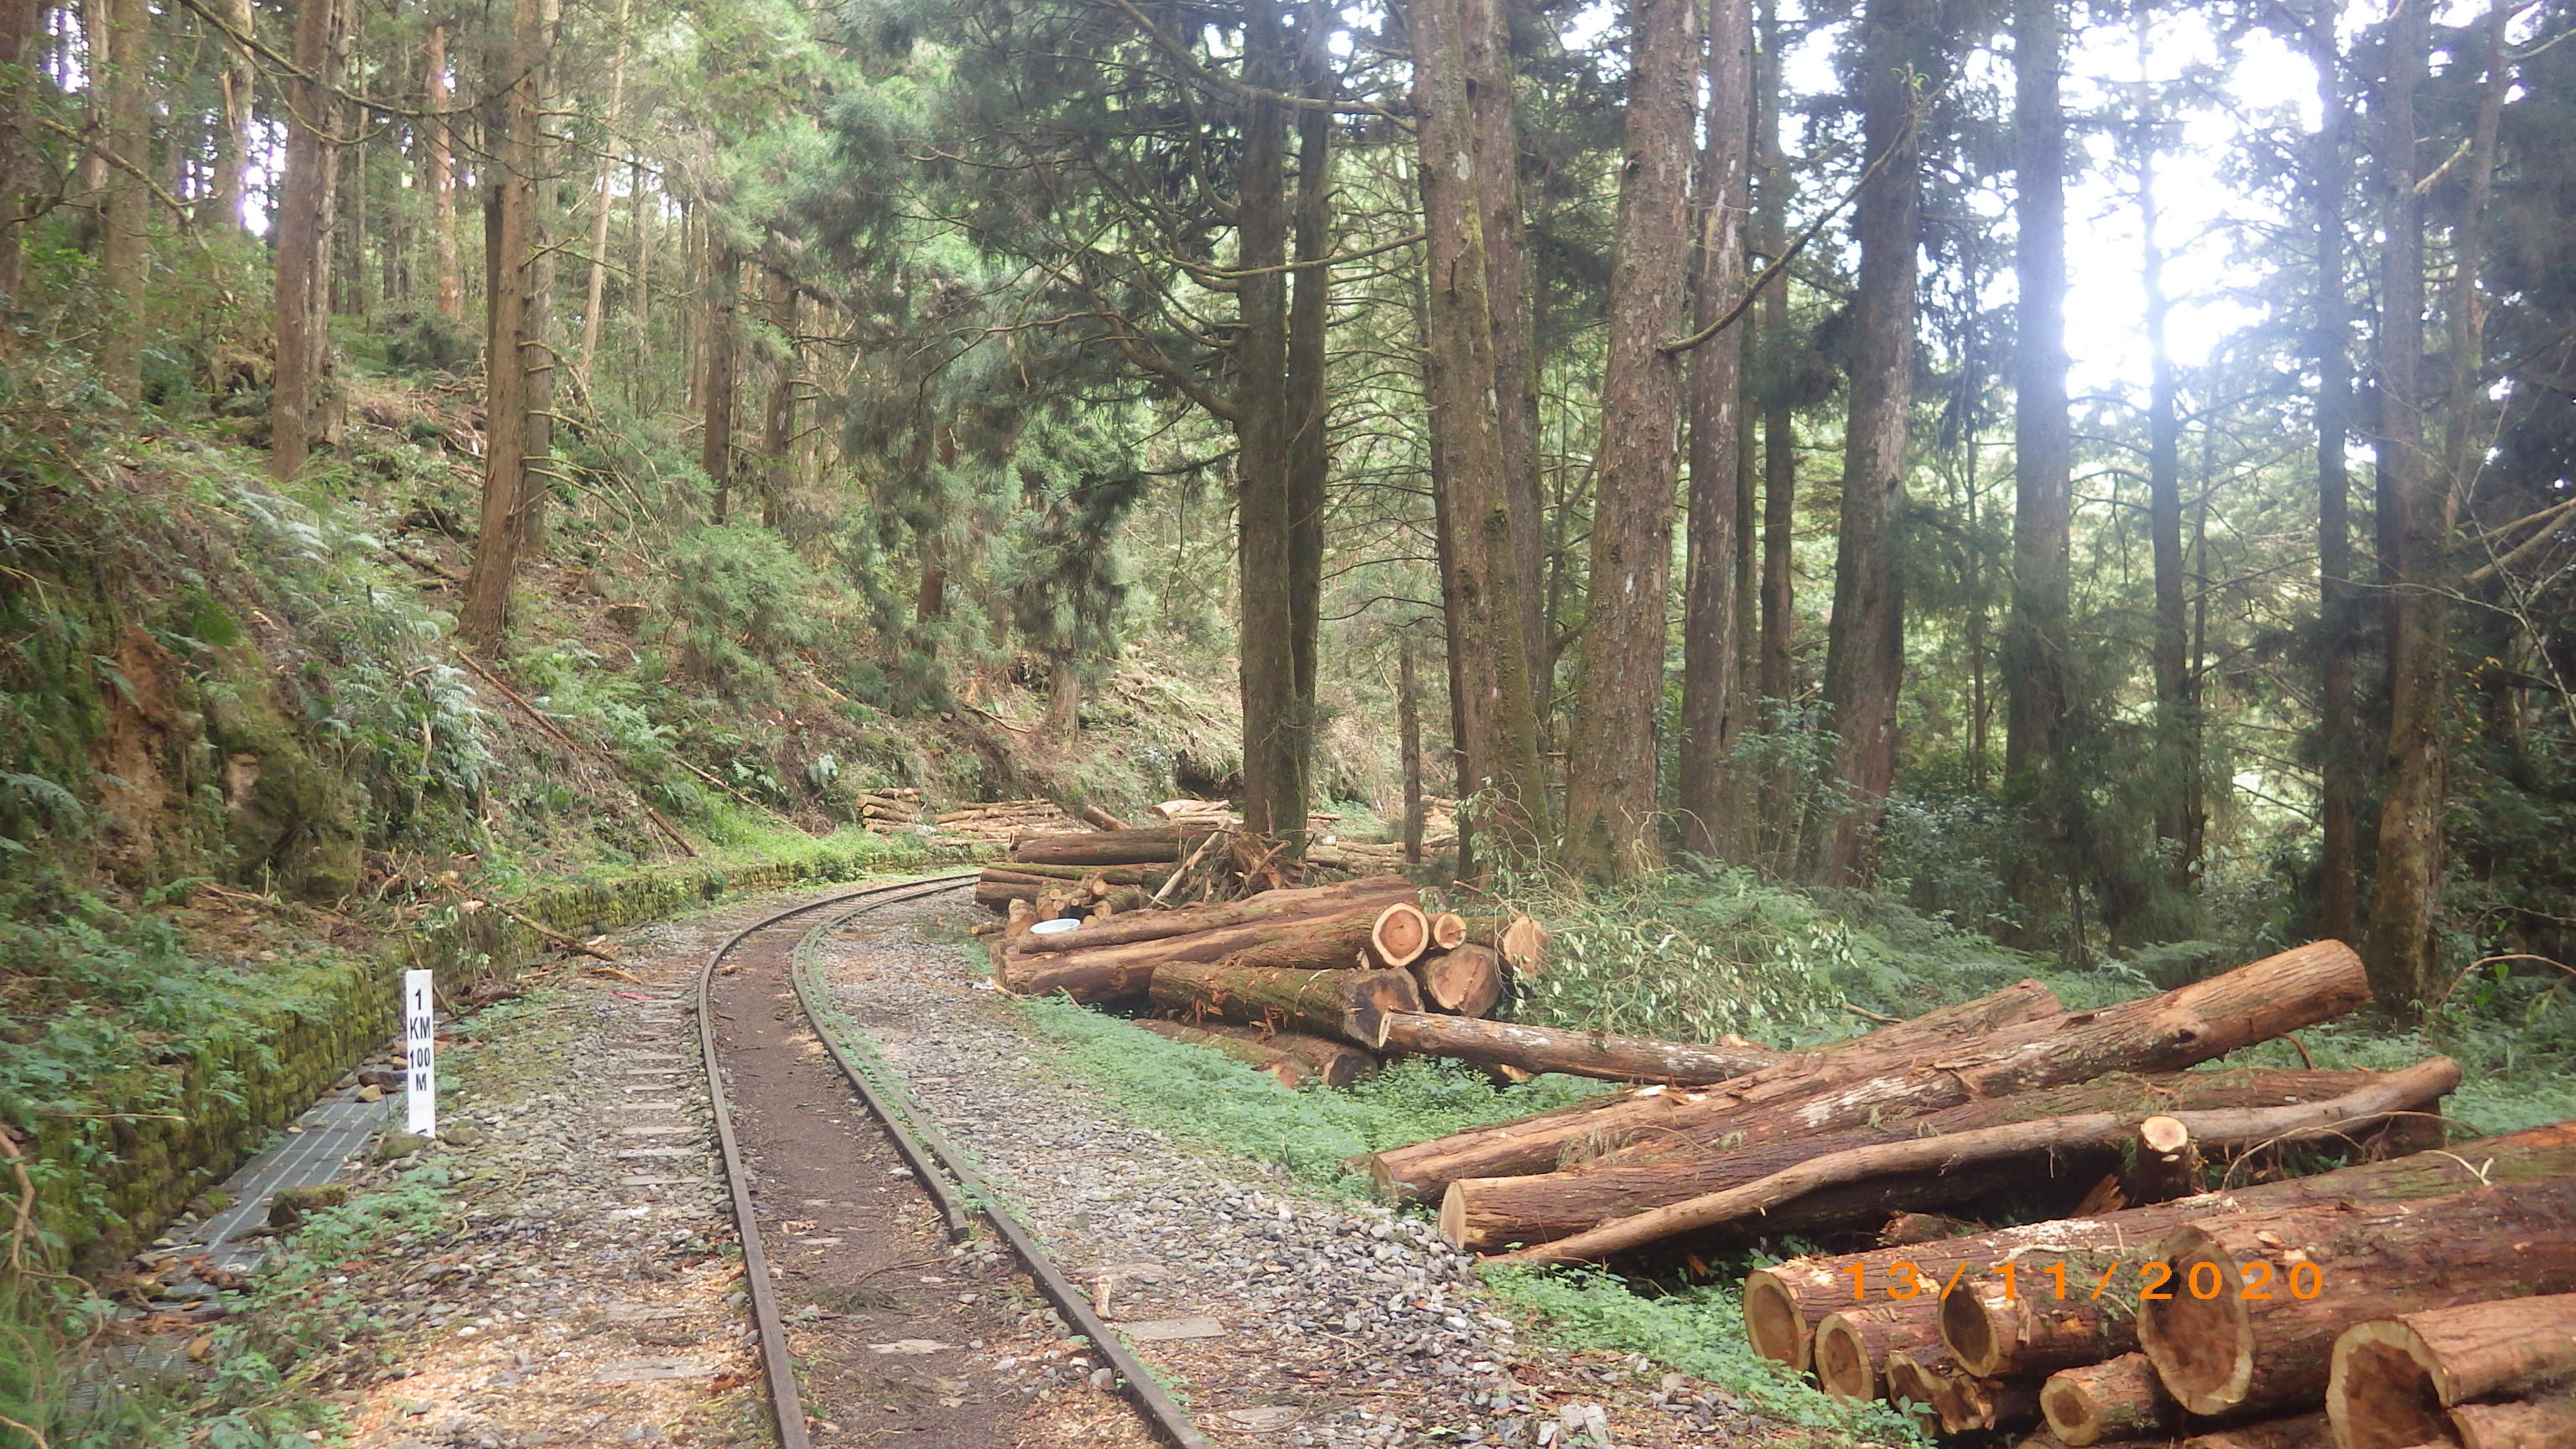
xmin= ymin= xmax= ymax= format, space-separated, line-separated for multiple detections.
xmin=699 ymin=870 xmax=1213 ymax=1449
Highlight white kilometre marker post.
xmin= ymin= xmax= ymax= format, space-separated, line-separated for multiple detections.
xmin=403 ymin=969 xmax=436 ymax=1136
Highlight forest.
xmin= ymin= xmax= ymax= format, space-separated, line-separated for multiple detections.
xmin=3 ymin=0 xmax=2576 ymax=1438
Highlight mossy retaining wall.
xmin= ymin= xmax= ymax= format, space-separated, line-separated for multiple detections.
xmin=29 ymin=838 xmax=974 ymax=1272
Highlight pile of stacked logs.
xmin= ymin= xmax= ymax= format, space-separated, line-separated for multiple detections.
xmin=1341 ymin=939 xmax=2576 ymax=1449
xmin=934 ymin=798 xmax=1084 ymax=842
xmin=855 ymin=786 xmax=924 ymax=833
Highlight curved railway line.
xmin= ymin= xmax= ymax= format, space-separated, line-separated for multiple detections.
xmin=693 ymin=872 xmax=1211 ymax=1449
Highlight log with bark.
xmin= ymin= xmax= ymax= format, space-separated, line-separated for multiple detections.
xmin=1431 ymin=911 xmax=1470 ymax=951
xmin=1497 ymin=1056 xmax=2456 ymax=1265
xmin=1411 ymin=943 xmax=1505 ymax=1016
xmin=1004 ymin=877 xmax=1415 ymax=952
xmin=2137 ymin=1176 xmax=2576 ymax=1419
xmin=1370 ymin=901 xmax=1433 ymax=969
xmin=2449 ymin=1395 xmax=2576 ymax=1449
xmin=2044 ymin=1353 xmax=2181 ymax=1446
xmin=1883 ymin=1212 xmax=1987 ymax=1246
xmin=1148 ymin=959 xmax=1426 ymax=1049
xmin=1443 ymin=1065 xmax=2415 ymax=1255
xmin=1736 ymin=1121 xmax=2576 ymax=1379
xmin=999 ymin=898 xmax=1414 ymax=1002
xmin=1373 ymin=942 xmax=2366 ymax=1209
xmin=2331 ymin=1295 xmax=2576 ymax=1449
xmin=1010 ymin=824 xmax=1217 ymax=866
xmin=1359 ymin=978 xmax=2065 ymax=1201
xmin=1383 ymin=1012 xmax=1782 ymax=1096
xmin=1887 ymin=1351 xmax=2041 ymax=1436
xmin=1132 ymin=1019 xmax=1379 ymax=1089
xmin=1816 ymin=1306 xmax=1950 ymax=1399
xmin=2180 ymin=1413 xmax=2332 ymax=1449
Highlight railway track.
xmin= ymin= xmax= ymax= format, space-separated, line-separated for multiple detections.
xmin=695 ymin=873 xmax=1210 ymax=1449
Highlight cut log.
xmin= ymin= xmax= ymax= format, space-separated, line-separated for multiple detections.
xmin=988 ymin=862 xmax=1174 ymax=885
xmin=1384 ymin=1013 xmax=1780 ymax=1097
xmin=1884 ymin=1212 xmax=1986 ymax=1246
xmin=1360 ymin=978 xmax=2065 ymax=1201
xmin=1431 ymin=911 xmax=1469 ymax=952
xmin=1887 ymin=1351 xmax=2040 ymax=1435
xmin=1007 ymin=878 xmax=1415 ymax=953
xmin=1132 ymin=1020 xmax=1379 ymax=1089
xmin=1410 ymin=945 xmax=1506 ymax=1017
xmin=1010 ymin=825 xmax=1216 ymax=866
xmin=2451 ymin=1395 xmax=2576 ymax=1449
xmin=2129 ymin=1114 xmax=2205 ymax=1204
xmin=1742 ymin=1121 xmax=2576 ymax=1379
xmin=1497 ymin=1057 xmax=2457 ymax=1265
xmin=1815 ymin=1306 xmax=1949 ymax=1400
xmin=1370 ymin=902 xmax=1432 ymax=969
xmin=2138 ymin=1176 xmax=2576 ymax=1419
xmin=2181 ymin=1413 xmax=2332 ymax=1449
xmin=2331 ymin=1296 xmax=2576 ymax=1449
xmin=999 ymin=900 xmax=1412 ymax=1003
xmin=1148 ymin=959 xmax=1426 ymax=1049
xmin=1446 ymin=1066 xmax=2397 ymax=1254
xmin=2044 ymin=1353 xmax=2180 ymax=1446
xmin=1499 ymin=916 xmax=1550 ymax=978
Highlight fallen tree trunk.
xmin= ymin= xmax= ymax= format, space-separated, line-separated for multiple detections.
xmin=2137 ymin=1176 xmax=2576 ymax=1419
xmin=1384 ymin=1013 xmax=1781 ymax=1096
xmin=1496 ymin=1056 xmax=2458 ymax=1265
xmin=1360 ymin=978 xmax=2066 ymax=1201
xmin=1736 ymin=1121 xmax=2576 ymax=1378
xmin=1000 ymin=901 xmax=1406 ymax=1003
xmin=2043 ymin=1353 xmax=2180 ymax=1446
xmin=1148 ymin=959 xmax=1426 ymax=1049
xmin=1005 ymin=878 xmax=1415 ymax=954
xmin=1411 ymin=944 xmax=1505 ymax=1016
xmin=1132 ymin=1020 xmax=1379 ymax=1089
xmin=2330 ymin=1296 xmax=2576 ymax=1449
xmin=986 ymin=862 xmax=1174 ymax=886
xmin=1010 ymin=825 xmax=1216 ymax=866
xmin=1443 ymin=1067 xmax=2402 ymax=1254
xmin=2450 ymin=1395 xmax=2576 ymax=1449
xmin=1816 ymin=1306 xmax=1949 ymax=1400
xmin=1886 ymin=1352 xmax=2039 ymax=1436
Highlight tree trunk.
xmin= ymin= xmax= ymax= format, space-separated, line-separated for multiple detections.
xmin=271 ymin=0 xmax=344 ymax=475
xmin=2043 ymin=1353 xmax=2178 ymax=1446
xmin=1753 ymin=0 xmax=1799 ymax=865
xmin=0 ymin=0 xmax=31 ymax=323
xmin=701 ymin=236 xmax=739 ymax=521
xmin=2330 ymin=1295 xmax=2576 ymax=1449
xmin=1815 ymin=0 xmax=1924 ymax=885
xmin=579 ymin=0 xmax=633 ymax=386
xmin=1001 ymin=901 xmax=1413 ymax=1002
xmin=2004 ymin=0 xmax=2074 ymax=922
xmin=1441 ymin=1067 xmax=2408 ymax=1254
xmin=758 ymin=264 xmax=797 ymax=527
xmin=1815 ymin=1306 xmax=1946 ymax=1400
xmin=2309 ymin=13 xmax=2359 ymax=947
xmin=1359 ymin=978 xmax=2060 ymax=1200
xmin=1409 ymin=0 xmax=1548 ymax=858
xmin=1494 ymin=1057 xmax=2454 ymax=1265
xmin=1369 ymin=942 xmax=2360 ymax=1204
xmin=2137 ymin=106 xmax=2198 ymax=894
xmin=1676 ymin=0 xmax=1754 ymax=861
xmin=1400 ymin=636 xmax=1426 ymax=865
xmin=1562 ymin=0 xmax=1696 ymax=880
xmin=1133 ymin=1019 xmax=1379 ymax=1088
xmin=460 ymin=0 xmax=558 ymax=647
xmin=92 ymin=0 xmax=143 ymax=397
xmin=1408 ymin=946 xmax=1505 ymax=1017
xmin=2365 ymin=0 xmax=2444 ymax=1019
xmin=1888 ymin=1353 xmax=2039 ymax=1436
xmin=1003 ymin=877 xmax=1413 ymax=949
xmin=1149 ymin=960 xmax=1425 ymax=1049
xmin=2451 ymin=1396 xmax=2576 ymax=1449
xmin=205 ymin=0 xmax=253 ymax=231
xmin=1285 ymin=0 xmax=1332 ymax=840
xmin=1385 ymin=1012 xmax=1777 ymax=1093
xmin=2138 ymin=1178 xmax=2576 ymax=1418
xmin=1010 ymin=825 xmax=1218 ymax=866
xmin=1234 ymin=0 xmax=1305 ymax=844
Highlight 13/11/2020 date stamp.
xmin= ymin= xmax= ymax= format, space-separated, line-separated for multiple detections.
xmin=1845 ymin=1259 xmax=2325 ymax=1302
